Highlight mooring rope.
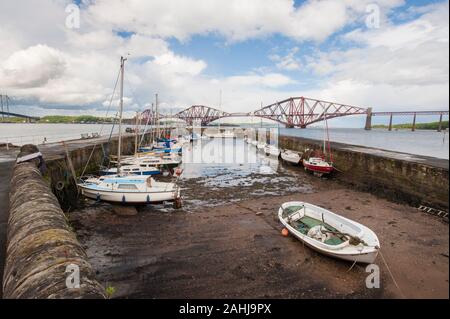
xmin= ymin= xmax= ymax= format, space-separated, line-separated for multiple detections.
xmin=378 ymin=248 xmax=406 ymax=298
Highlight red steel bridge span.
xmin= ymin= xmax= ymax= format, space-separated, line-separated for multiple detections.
xmin=141 ymin=96 xmax=449 ymax=131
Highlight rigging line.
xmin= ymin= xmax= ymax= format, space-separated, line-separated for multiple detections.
xmin=80 ymin=65 xmax=121 ymax=179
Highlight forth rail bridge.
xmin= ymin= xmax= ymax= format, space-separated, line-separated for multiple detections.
xmin=1 ymin=95 xmax=448 ymax=131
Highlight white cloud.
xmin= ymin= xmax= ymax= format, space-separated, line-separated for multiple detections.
xmin=269 ymin=47 xmax=301 ymax=71
xmin=304 ymin=1 xmax=449 ymax=111
xmin=0 ymin=45 xmax=66 ymax=88
xmin=0 ymin=0 xmax=447 ymax=121
xmin=84 ymin=0 xmax=405 ymax=42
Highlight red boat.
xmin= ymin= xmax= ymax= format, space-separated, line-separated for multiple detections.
xmin=303 ymin=157 xmax=334 ymax=175
xmin=303 ymin=113 xmax=334 ymax=176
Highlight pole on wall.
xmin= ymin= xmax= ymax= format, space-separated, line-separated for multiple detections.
xmin=412 ymin=113 xmax=416 ymax=132
xmin=438 ymin=114 xmax=443 ymax=132
xmin=388 ymin=114 xmax=393 ymax=131
xmin=364 ymin=107 xmax=372 ymax=130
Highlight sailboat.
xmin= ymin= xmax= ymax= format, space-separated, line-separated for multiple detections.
xmin=78 ymin=56 xmax=181 ymax=204
xmin=302 ymin=113 xmax=334 ymax=176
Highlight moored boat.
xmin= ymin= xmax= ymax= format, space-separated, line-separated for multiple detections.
xmin=279 ymin=201 xmax=380 ymax=263
xmin=79 ymin=175 xmax=180 ymax=204
xmin=280 ymin=149 xmax=302 ymax=165
xmin=303 ymin=157 xmax=333 ymax=175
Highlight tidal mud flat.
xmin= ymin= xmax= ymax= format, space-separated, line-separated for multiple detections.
xmin=69 ymin=159 xmax=449 ymax=299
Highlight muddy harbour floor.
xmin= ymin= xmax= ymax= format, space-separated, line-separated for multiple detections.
xmin=69 ymin=142 xmax=449 ymax=299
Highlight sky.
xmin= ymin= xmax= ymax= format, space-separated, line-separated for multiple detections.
xmin=0 ymin=0 xmax=448 ymax=127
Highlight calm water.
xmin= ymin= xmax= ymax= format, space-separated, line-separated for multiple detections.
xmin=280 ymin=127 xmax=449 ymax=159
xmin=0 ymin=123 xmax=448 ymax=159
xmin=0 ymin=123 xmax=131 ymax=146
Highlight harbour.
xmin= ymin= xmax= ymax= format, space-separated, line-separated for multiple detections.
xmin=0 ymin=0 xmax=448 ymax=303
xmin=0 ymin=130 xmax=448 ymax=299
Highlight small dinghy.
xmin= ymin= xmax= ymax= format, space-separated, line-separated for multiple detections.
xmin=279 ymin=201 xmax=379 ymax=263
xmin=280 ymin=149 xmax=302 ymax=165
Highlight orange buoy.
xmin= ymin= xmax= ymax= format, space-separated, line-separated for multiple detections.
xmin=281 ymin=228 xmax=289 ymax=237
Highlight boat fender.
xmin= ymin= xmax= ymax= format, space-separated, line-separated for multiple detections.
xmin=122 ymin=195 xmax=126 ymax=203
xmin=146 ymin=195 xmax=150 ymax=204
xmin=281 ymin=228 xmax=289 ymax=237
xmin=55 ymin=181 xmax=65 ymax=191
xmin=96 ymin=193 xmax=101 ymax=202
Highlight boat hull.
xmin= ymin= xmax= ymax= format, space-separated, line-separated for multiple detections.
xmin=303 ymin=161 xmax=333 ymax=174
xmin=280 ymin=151 xmax=301 ymax=164
xmin=80 ymin=186 xmax=179 ymax=204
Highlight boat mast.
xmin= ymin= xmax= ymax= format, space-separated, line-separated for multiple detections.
xmin=323 ymin=113 xmax=327 ymax=155
xmin=218 ymin=89 xmax=222 ymax=132
xmin=134 ymin=111 xmax=139 ymax=156
xmin=155 ymin=93 xmax=159 ymax=140
xmin=117 ymin=56 xmax=126 ymax=174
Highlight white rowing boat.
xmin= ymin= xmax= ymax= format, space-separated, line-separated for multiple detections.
xmin=280 ymin=149 xmax=302 ymax=165
xmin=278 ymin=201 xmax=380 ymax=263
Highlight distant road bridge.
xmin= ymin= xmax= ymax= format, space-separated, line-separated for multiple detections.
xmin=1 ymin=95 xmax=40 ymax=122
xmin=0 ymin=111 xmax=40 ymax=122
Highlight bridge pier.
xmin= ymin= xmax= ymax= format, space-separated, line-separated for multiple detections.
xmin=364 ymin=107 xmax=372 ymax=130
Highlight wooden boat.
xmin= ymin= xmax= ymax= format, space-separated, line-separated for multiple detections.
xmin=278 ymin=201 xmax=380 ymax=263
xmin=303 ymin=157 xmax=333 ymax=176
xmin=280 ymin=149 xmax=302 ymax=164
xmin=79 ymin=175 xmax=180 ymax=204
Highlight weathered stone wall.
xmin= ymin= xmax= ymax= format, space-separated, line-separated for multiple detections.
xmin=3 ymin=145 xmax=105 ymax=298
xmin=279 ymin=135 xmax=449 ymax=210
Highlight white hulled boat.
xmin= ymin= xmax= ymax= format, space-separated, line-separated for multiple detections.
xmin=79 ymin=175 xmax=180 ymax=204
xmin=279 ymin=201 xmax=380 ymax=263
xmin=280 ymin=149 xmax=302 ymax=165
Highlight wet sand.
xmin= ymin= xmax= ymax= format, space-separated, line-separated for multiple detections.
xmin=69 ymin=162 xmax=449 ymax=299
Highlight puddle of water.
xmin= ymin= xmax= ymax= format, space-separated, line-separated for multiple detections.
xmin=172 ymin=138 xmax=314 ymax=211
